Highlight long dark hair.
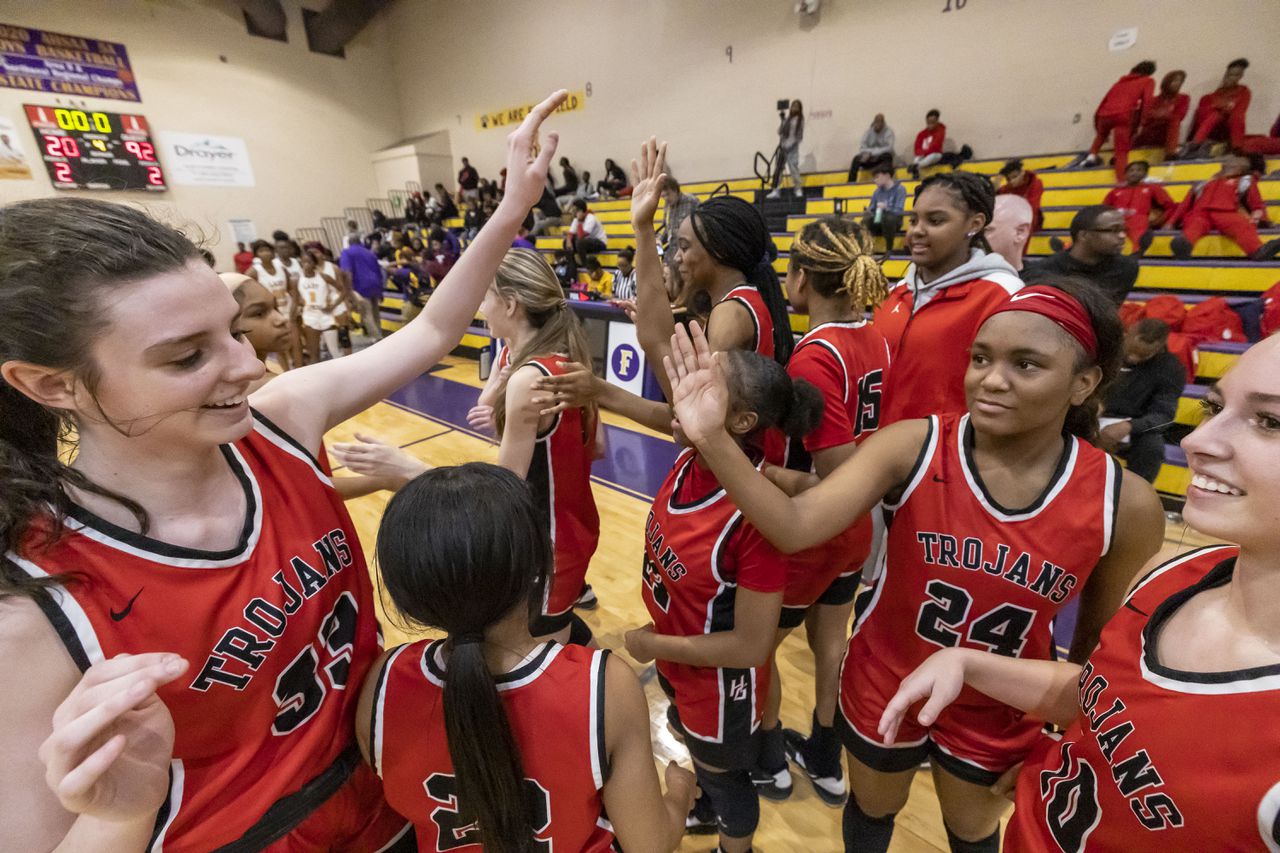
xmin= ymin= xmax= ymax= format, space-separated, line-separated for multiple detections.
xmin=376 ymin=463 xmax=551 ymax=852
xmin=0 ymin=198 xmax=202 ymax=595
xmin=691 ymin=196 xmax=794 ymax=362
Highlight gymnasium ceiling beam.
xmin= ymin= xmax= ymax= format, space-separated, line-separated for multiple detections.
xmin=238 ymin=0 xmax=287 ymax=41
xmin=304 ymin=0 xmax=395 ymax=54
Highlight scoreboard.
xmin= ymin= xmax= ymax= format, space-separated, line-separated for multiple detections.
xmin=24 ymin=105 xmax=166 ymax=191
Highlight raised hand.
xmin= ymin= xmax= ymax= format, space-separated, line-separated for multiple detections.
xmin=629 ymin=137 xmax=669 ymax=231
xmin=664 ymin=321 xmax=729 ymax=446
xmin=500 ymin=90 xmax=568 ymax=215
xmin=529 ymin=361 xmax=602 ymax=416
xmin=330 ymin=432 xmax=428 ymax=484
xmin=876 ymin=647 xmax=967 ymax=745
xmin=40 ymin=653 xmax=187 ymax=822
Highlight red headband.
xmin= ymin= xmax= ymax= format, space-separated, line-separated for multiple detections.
xmin=983 ymin=286 xmax=1098 ymax=360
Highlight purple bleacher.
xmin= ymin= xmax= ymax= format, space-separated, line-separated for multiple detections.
xmin=1197 ymin=340 xmax=1250 ymax=355
xmin=1164 ymin=443 xmax=1188 ymax=467
xmin=1181 ymin=383 xmax=1207 ymax=399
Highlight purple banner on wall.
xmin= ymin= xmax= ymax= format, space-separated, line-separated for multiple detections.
xmin=0 ymin=23 xmax=141 ymax=102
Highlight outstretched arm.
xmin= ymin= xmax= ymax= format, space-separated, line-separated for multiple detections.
xmin=669 ymin=321 xmax=923 ymax=553
xmin=629 ymin=139 xmax=677 ymax=399
xmin=878 ymin=648 xmax=1081 ymax=746
xmin=250 ymin=90 xmax=569 ymax=455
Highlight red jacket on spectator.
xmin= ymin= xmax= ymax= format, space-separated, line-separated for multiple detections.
xmin=1190 ymin=85 xmax=1251 ymax=147
xmin=1169 ymin=175 xmax=1264 ymax=225
xmin=997 ymin=171 xmax=1044 ymax=232
xmin=1095 ymin=72 xmax=1155 ymax=123
xmin=1133 ymin=92 xmax=1191 ymax=154
xmin=914 ymin=123 xmax=946 ymax=157
xmin=1105 ymin=181 xmax=1177 ymax=248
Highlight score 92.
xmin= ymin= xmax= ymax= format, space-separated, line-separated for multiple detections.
xmin=124 ymin=140 xmax=157 ymax=162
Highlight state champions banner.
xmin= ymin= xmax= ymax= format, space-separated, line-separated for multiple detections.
xmin=476 ymin=90 xmax=585 ymax=131
xmin=0 ymin=24 xmax=141 ymax=102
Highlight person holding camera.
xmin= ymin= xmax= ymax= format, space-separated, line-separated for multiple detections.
xmin=767 ymin=99 xmax=805 ymax=199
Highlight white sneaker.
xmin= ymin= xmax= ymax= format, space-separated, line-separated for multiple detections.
xmin=766 ymin=189 xmax=781 ymax=199
xmin=794 ymin=187 xmax=804 ymax=197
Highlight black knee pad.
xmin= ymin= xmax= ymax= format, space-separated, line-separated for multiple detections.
xmin=337 ymin=326 xmax=352 ymax=349
xmin=694 ymin=766 xmax=759 ymax=839
xmin=843 ymin=794 xmax=896 ymax=853
xmin=566 ymin=612 xmax=594 ymax=647
xmin=944 ymin=821 xmax=999 ymax=853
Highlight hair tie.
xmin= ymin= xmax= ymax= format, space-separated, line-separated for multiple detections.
xmin=452 ymin=633 xmax=485 ymax=646
xmin=984 ymin=286 xmax=1098 ymax=360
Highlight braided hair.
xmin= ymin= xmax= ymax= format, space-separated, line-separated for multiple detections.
xmin=691 ymin=196 xmax=794 ymax=363
xmin=915 ymin=170 xmax=996 ymax=253
xmin=788 ymin=216 xmax=889 ymax=311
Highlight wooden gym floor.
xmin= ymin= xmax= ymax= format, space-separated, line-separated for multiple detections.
xmin=331 ymin=355 xmax=1215 ymax=853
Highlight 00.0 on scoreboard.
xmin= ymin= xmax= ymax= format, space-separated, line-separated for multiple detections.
xmin=24 ymin=105 xmax=167 ymax=192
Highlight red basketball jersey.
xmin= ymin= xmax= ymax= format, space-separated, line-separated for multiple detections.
xmin=642 ymin=449 xmax=788 ymax=741
xmin=718 ymin=285 xmax=776 ymax=361
xmin=1006 ymin=545 xmax=1280 ymax=853
xmin=782 ymin=320 xmax=893 ymax=606
xmin=518 ymin=355 xmax=600 ymax=619
xmin=844 ymin=413 xmax=1122 ymax=727
xmin=9 ymin=410 xmax=384 ymax=852
xmin=372 ymin=640 xmax=615 ymax=852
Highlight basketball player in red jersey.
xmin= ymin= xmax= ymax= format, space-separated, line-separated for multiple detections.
xmin=881 ymin=334 xmax=1280 ymax=852
xmin=754 ymin=216 xmax=893 ymax=807
xmin=357 ymin=462 xmax=695 ymax=852
xmin=874 ymin=170 xmax=1024 ymax=425
xmin=624 ymin=347 xmax=823 ymax=853
xmin=482 ymin=248 xmax=601 ymax=645
xmin=665 ymin=280 xmax=1165 ymax=853
xmin=0 ymin=90 xmax=568 ymax=851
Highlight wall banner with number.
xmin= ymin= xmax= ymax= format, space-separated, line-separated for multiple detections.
xmin=0 ymin=24 xmax=141 ymax=101
xmin=157 ymin=132 xmax=255 ymax=187
xmin=476 ymin=89 xmax=586 ymax=131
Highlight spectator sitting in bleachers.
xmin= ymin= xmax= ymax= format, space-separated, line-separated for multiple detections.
xmin=1099 ymin=318 xmax=1184 ymax=483
xmin=563 ymin=198 xmax=608 ymax=270
xmin=463 ymin=203 xmax=486 ymax=241
xmin=1183 ymin=58 xmax=1251 ymax=159
xmin=1073 ymin=60 xmax=1156 ymax=176
xmin=574 ymin=170 xmax=598 ymax=201
xmin=457 ymin=156 xmax=480 ymax=202
xmin=552 ymin=249 xmax=575 ymax=289
xmin=582 ymin=256 xmax=614 ymax=299
xmin=511 ymin=224 xmax=535 ymax=250
xmin=1104 ymin=160 xmax=1176 ymax=256
xmin=660 ymin=178 xmax=699 ymax=266
xmin=907 ymin=109 xmax=971 ymax=180
xmin=861 ymin=164 xmax=906 ymax=257
xmin=423 ymin=232 xmax=458 ymax=285
xmin=995 ymin=158 xmax=1044 ymax=234
xmin=848 ymin=113 xmax=895 ymax=180
xmin=1023 ymin=205 xmax=1136 ymax=307
xmin=613 ymin=247 xmax=637 ymax=300
xmin=984 ymin=195 xmax=1034 ymax=273
xmin=433 ymin=183 xmax=459 ymax=219
xmin=528 ymin=178 xmax=564 ymax=237
xmin=600 ymin=158 xmax=629 ymax=197
xmin=1241 ymin=113 xmax=1280 ymax=157
xmin=431 ymin=226 xmax=462 ymax=259
xmin=1169 ymin=155 xmax=1280 ymax=260
xmin=1133 ymin=70 xmax=1190 ymax=160
xmin=554 ymin=156 xmax=580 ymax=205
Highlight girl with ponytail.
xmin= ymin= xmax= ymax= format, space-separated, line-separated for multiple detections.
xmin=358 ymin=462 xmax=695 ymax=853
xmin=665 ymin=275 xmax=1165 ymax=853
xmin=481 ymin=248 xmax=602 ymax=644
xmin=0 ymin=91 xmax=567 ymax=851
xmin=623 ymin=347 xmax=824 ymax=853
xmin=750 ymin=217 xmax=896 ymax=805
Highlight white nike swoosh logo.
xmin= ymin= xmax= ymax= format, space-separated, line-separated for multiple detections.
xmin=1007 ymin=291 xmax=1056 ymax=303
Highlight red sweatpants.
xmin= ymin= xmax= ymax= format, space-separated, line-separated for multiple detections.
xmin=1181 ymin=210 xmax=1262 ymax=256
xmin=1191 ymin=111 xmax=1246 ymax=148
xmin=1123 ymin=212 xmax=1150 ymax=253
xmin=1132 ymin=119 xmax=1180 ymax=156
xmin=1090 ymin=114 xmax=1132 ymax=177
xmin=1241 ymin=135 xmax=1280 ymax=156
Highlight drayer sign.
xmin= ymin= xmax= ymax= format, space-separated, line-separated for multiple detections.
xmin=0 ymin=24 xmax=141 ymax=102
xmin=476 ymin=90 xmax=585 ymax=131
xmin=158 ymin=132 xmax=256 ymax=187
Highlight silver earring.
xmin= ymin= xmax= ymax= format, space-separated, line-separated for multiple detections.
xmin=966 ymin=231 xmax=977 ymax=237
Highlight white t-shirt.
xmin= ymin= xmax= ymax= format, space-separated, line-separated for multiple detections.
xmin=298 ymin=272 xmax=339 ymax=330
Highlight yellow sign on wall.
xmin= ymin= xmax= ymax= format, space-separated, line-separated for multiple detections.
xmin=476 ymin=90 xmax=585 ymax=131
